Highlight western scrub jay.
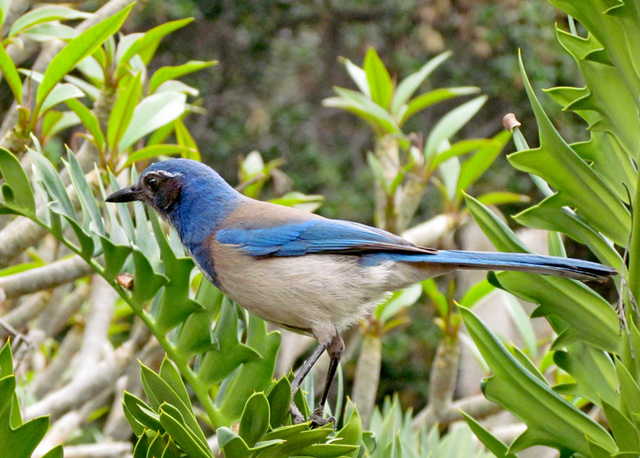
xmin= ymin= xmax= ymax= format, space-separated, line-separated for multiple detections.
xmin=106 ymin=159 xmax=616 ymax=426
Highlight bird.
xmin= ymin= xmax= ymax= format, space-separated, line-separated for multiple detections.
xmin=106 ymin=158 xmax=617 ymax=427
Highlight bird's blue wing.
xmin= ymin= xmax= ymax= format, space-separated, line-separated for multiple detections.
xmin=216 ymin=219 xmax=435 ymax=257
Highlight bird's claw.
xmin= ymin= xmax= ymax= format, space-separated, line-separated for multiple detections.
xmin=309 ymin=407 xmax=335 ymax=429
xmin=290 ymin=404 xmax=335 ymax=428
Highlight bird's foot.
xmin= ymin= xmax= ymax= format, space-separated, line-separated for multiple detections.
xmin=290 ymin=403 xmax=335 ymax=428
xmin=309 ymin=407 xmax=335 ymax=429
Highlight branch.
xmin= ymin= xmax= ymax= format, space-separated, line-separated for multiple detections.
xmin=352 ymin=334 xmax=382 ymax=428
xmin=74 ymin=275 xmax=118 ymax=380
xmin=29 ymin=327 xmax=83 ymax=399
xmin=0 ymin=255 xmax=94 ymax=299
xmin=411 ymin=336 xmax=460 ymax=430
xmin=0 ymin=291 xmax=51 ymax=340
xmin=412 ymin=393 xmax=502 ymax=429
xmin=34 ymin=283 xmax=90 ymax=337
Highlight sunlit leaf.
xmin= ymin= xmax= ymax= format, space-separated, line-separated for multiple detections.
xmin=392 ymin=51 xmax=452 ymax=116
xmin=118 ymin=92 xmax=187 ymax=151
xmin=36 ymin=5 xmax=133 ymax=115
xmin=149 ymin=60 xmax=216 ymax=93
xmin=9 ymin=6 xmax=90 ymax=37
xmin=364 ymin=48 xmax=392 ymax=109
xmin=0 ymin=44 xmax=22 ymax=103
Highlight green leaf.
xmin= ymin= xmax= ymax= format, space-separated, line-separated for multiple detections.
xmin=116 ymin=19 xmax=194 ymax=74
xmin=376 ymin=283 xmax=422 ymax=322
xmin=65 ymin=98 xmax=105 ymax=150
xmin=0 ymin=148 xmax=35 ymax=213
xmin=140 ymin=364 xmax=209 ymax=450
xmin=601 ymin=399 xmax=640 ymax=452
xmin=9 ymin=6 xmax=90 ymax=37
xmin=476 ymin=192 xmax=528 ymax=206
xmin=217 ymin=427 xmax=255 ymax=458
xmin=402 ymin=87 xmax=480 ymax=126
xmin=501 ymin=292 xmax=537 ymax=357
xmin=457 ymin=130 xmax=510 ymax=195
xmin=131 ymin=248 xmax=167 ymax=304
xmin=239 ymin=393 xmax=270 ymax=447
xmin=323 ymin=88 xmax=400 ymax=135
xmin=148 ymin=211 xmax=201 ymax=331
xmin=20 ymin=23 xmax=77 ymax=42
xmin=158 ymin=404 xmax=213 ymax=458
xmin=35 ymin=4 xmax=133 ymax=116
xmin=174 ymin=119 xmax=200 ymax=160
xmin=465 ymin=193 xmax=530 ymax=253
xmin=266 ymin=377 xmax=293 ymax=429
xmin=459 ymin=306 xmax=616 ymax=455
xmin=459 ymin=279 xmax=495 ymax=308
xmin=335 ymin=400 xmax=362 ymax=452
xmin=513 ymin=198 xmax=623 ymax=271
xmin=364 ymin=48 xmax=392 ymax=109
xmin=219 ymin=313 xmax=281 ymax=422
xmin=159 ymin=357 xmax=191 ymax=409
xmin=0 ymin=44 xmax=22 ymax=103
xmin=424 ymin=96 xmax=487 ymax=161
xmin=197 ymin=298 xmax=261 ymax=386
xmin=421 ymin=278 xmax=448 ymax=317
xmin=392 ymin=51 xmax=451 ymax=116
xmin=122 ymin=391 xmax=162 ymax=432
xmin=492 ymin=270 xmax=622 ymax=353
xmin=149 ymin=60 xmax=216 ymax=93
xmin=339 ymin=57 xmax=370 ymax=97
xmin=461 ymin=412 xmax=516 ymax=458
xmin=40 ymin=444 xmax=64 ymax=458
xmin=122 ymin=145 xmax=197 ymax=168
xmin=553 ymin=344 xmax=619 ymax=408
xmin=429 ymin=138 xmax=497 ymax=171
xmin=118 ymin=92 xmax=187 ymax=151
xmin=29 ymin=147 xmax=75 ymax=218
xmin=108 ymin=72 xmax=142 ymax=152
xmin=66 ymin=148 xmax=105 ymax=235
xmin=49 ymin=111 xmax=80 ymax=139
xmin=509 ymin=53 xmax=630 ymax=245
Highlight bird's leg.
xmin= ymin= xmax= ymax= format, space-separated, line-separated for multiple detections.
xmin=308 ymin=333 xmax=344 ymax=428
xmin=290 ymin=341 xmax=329 ymax=424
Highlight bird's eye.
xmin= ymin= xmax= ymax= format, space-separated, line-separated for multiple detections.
xmin=145 ymin=175 xmax=160 ymax=192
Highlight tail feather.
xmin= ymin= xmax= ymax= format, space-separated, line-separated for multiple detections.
xmin=384 ymin=250 xmax=617 ymax=282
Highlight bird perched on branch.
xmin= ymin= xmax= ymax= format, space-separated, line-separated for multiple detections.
xmin=106 ymin=159 xmax=616 ymax=427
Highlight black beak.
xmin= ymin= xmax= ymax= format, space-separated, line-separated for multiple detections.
xmin=105 ymin=185 xmax=143 ymax=203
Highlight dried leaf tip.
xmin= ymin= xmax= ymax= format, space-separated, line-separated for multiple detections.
xmin=116 ymin=273 xmax=134 ymax=290
xmin=503 ymin=113 xmax=521 ymax=131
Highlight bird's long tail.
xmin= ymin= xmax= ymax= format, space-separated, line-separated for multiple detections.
xmin=390 ymin=250 xmax=617 ymax=282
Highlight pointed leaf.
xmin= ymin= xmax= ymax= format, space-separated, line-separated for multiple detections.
xmin=0 ymin=147 xmax=35 ymax=213
xmin=118 ymin=92 xmax=187 ymax=151
xmin=36 ymin=4 xmax=133 ymax=114
xmin=392 ymin=51 xmax=452 ymax=115
xmin=149 ymin=60 xmax=216 ymax=93
xmin=9 ymin=6 xmax=90 ymax=37
xmin=109 ymin=72 xmax=142 ymax=151
xmin=364 ymin=48 xmax=392 ymax=109
xmin=0 ymin=44 xmax=22 ymax=103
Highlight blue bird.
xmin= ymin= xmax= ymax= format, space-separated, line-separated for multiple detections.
xmin=106 ymin=158 xmax=616 ymax=426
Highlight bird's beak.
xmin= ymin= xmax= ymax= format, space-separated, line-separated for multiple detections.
xmin=105 ymin=185 xmax=143 ymax=203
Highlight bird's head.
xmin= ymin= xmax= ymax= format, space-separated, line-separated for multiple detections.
xmin=106 ymin=159 xmax=242 ymax=241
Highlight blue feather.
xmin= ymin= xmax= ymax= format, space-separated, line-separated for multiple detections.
xmin=216 ymin=219 xmax=429 ymax=256
xmin=362 ymin=250 xmax=616 ymax=281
